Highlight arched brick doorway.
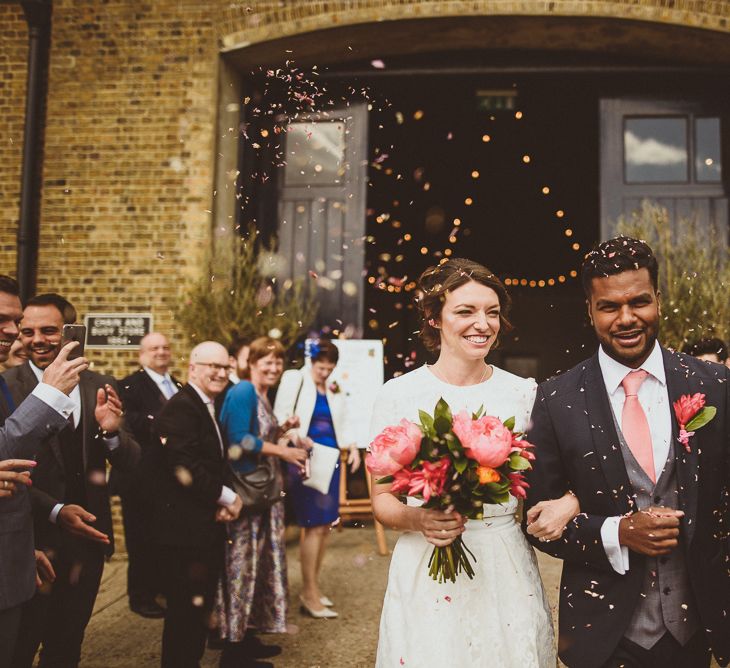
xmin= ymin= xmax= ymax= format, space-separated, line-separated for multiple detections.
xmin=214 ymin=11 xmax=729 ymax=379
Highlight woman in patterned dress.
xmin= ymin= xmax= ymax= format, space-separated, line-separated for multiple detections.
xmin=214 ymin=337 xmax=310 ymax=666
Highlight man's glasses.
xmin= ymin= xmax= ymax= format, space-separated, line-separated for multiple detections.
xmin=194 ymin=362 xmax=232 ymax=373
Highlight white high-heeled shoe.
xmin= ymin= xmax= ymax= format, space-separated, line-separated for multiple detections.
xmin=299 ymin=596 xmax=338 ymax=619
xmin=320 ymin=596 xmax=334 ymax=607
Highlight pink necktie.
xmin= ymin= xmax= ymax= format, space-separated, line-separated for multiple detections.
xmin=621 ymin=369 xmax=655 ymax=483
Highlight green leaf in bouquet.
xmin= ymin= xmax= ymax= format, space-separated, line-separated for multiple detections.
xmin=503 ymin=416 xmax=516 ymax=431
xmin=375 ymin=475 xmax=394 ymax=484
xmin=453 ymin=457 xmax=468 ymax=474
xmin=685 ymin=406 xmax=717 ymax=432
xmin=491 ymin=490 xmax=512 ymax=505
xmin=484 ymin=480 xmax=511 ymax=494
xmin=434 ymin=416 xmax=452 ymax=436
xmin=418 ymin=409 xmax=435 ymax=436
xmin=508 ymin=452 xmax=531 ymax=471
xmin=444 ymin=433 xmax=464 ymax=455
xmin=433 ymin=398 xmax=453 ymax=435
xmin=472 ymin=405 xmax=485 ymax=419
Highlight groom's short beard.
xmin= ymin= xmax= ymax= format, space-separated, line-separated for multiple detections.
xmin=600 ymin=329 xmax=658 ymax=367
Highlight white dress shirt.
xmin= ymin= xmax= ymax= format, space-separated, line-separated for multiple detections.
xmin=598 ymin=341 xmax=672 ymax=574
xmin=188 ymin=382 xmax=236 ymax=508
xmin=30 ymin=360 xmax=81 ymax=428
xmin=143 ymin=366 xmax=178 ymax=399
xmin=29 ymin=361 xmax=121 ymax=523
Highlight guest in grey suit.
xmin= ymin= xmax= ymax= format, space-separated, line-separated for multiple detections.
xmin=0 ymin=276 xmax=88 ymax=668
xmin=5 ymin=293 xmax=140 ymax=668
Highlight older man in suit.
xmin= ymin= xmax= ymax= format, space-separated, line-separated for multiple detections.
xmin=115 ymin=332 xmax=181 ymax=618
xmin=5 ymin=293 xmax=140 ymax=668
xmin=0 ymin=276 xmax=88 ymax=668
xmin=526 ymin=237 xmax=730 ymax=668
xmin=153 ymin=341 xmax=242 ymax=668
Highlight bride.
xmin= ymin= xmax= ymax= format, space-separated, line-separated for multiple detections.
xmin=370 ymin=258 xmax=579 ymax=667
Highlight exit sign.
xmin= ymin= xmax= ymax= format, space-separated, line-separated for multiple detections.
xmin=476 ymin=89 xmax=517 ymax=111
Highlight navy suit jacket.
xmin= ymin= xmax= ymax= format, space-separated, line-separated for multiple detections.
xmin=525 ymin=348 xmax=730 ymax=667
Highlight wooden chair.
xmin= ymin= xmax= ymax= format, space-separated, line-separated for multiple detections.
xmin=338 ymin=450 xmax=388 ymax=556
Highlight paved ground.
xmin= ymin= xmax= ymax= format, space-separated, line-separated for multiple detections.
xmin=77 ymin=523 xmax=563 ymax=668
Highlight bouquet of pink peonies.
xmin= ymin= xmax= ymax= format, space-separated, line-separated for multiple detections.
xmin=367 ymin=398 xmax=535 ymax=583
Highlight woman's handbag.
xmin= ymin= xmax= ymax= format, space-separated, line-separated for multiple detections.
xmin=229 ymin=455 xmax=283 ymax=515
xmin=302 ymin=442 xmax=340 ymax=495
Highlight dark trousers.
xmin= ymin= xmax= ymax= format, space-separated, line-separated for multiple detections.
xmin=120 ymin=488 xmax=159 ymax=605
xmin=0 ymin=604 xmax=22 ymax=668
xmin=11 ymin=541 xmax=105 ymax=668
xmin=602 ymin=631 xmax=711 ymax=668
xmin=159 ymin=545 xmax=220 ymax=668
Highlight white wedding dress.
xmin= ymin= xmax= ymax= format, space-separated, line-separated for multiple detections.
xmin=371 ymin=365 xmax=555 ymax=667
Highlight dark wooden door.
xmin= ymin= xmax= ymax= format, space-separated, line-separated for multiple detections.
xmin=600 ymin=98 xmax=727 ymax=240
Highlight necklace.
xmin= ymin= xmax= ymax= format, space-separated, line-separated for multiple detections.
xmin=429 ymin=362 xmax=491 ymax=387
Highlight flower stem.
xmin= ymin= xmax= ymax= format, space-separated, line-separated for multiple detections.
xmin=428 ymin=537 xmax=477 ymax=583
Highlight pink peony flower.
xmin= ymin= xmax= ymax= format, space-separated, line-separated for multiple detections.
xmin=390 ymin=458 xmax=450 ymax=502
xmin=366 ymin=419 xmax=422 ymax=476
xmin=508 ymin=472 xmax=530 ymax=500
xmin=452 ymin=411 xmax=513 ymax=468
xmin=673 ymin=393 xmax=706 ymax=427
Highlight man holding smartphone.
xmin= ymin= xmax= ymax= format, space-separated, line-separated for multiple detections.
xmin=0 ymin=277 xmax=90 ymax=668
xmin=4 ymin=293 xmax=140 ymax=668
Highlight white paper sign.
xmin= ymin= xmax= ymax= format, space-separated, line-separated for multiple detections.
xmin=306 ymin=339 xmax=384 ymax=449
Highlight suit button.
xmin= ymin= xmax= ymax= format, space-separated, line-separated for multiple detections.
xmin=663 ymin=587 xmax=671 ymax=595
xmin=654 ymin=496 xmax=662 ymax=504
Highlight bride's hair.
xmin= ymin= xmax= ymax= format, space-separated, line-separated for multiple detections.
xmin=416 ymin=258 xmax=512 ymax=352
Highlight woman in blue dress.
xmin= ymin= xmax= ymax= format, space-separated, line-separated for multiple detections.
xmin=274 ymin=340 xmax=361 ymax=619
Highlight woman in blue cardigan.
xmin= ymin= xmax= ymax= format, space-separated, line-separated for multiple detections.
xmin=213 ymin=337 xmax=309 ymax=665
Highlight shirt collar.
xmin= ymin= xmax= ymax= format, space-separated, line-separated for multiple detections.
xmin=29 ymin=360 xmax=43 ymax=382
xmin=598 ymin=340 xmax=666 ymax=395
xmin=143 ymin=366 xmax=171 ymax=385
xmin=188 ymin=381 xmax=214 ymax=405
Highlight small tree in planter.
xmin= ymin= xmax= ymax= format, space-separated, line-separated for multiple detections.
xmin=616 ymin=201 xmax=730 ymax=351
xmin=175 ymin=227 xmax=318 ymax=351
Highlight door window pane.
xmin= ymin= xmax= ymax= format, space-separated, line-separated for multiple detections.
xmin=624 ymin=117 xmax=688 ymax=183
xmin=284 ymin=121 xmax=345 ymax=186
xmin=695 ymin=117 xmax=722 ymax=182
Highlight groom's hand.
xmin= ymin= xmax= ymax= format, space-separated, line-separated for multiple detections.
xmin=618 ymin=506 xmax=684 ymax=556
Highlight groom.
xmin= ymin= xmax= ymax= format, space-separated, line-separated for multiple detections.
xmin=525 ymin=236 xmax=730 ymax=668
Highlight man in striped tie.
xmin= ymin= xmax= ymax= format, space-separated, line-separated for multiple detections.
xmin=116 ymin=332 xmax=182 ymax=618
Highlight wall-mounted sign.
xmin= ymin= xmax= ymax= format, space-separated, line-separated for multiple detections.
xmin=84 ymin=313 xmax=153 ymax=349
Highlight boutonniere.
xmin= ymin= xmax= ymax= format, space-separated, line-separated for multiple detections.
xmin=328 ymin=381 xmax=342 ymax=394
xmin=673 ymin=393 xmax=716 ymax=452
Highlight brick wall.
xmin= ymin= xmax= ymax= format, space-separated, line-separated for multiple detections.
xmin=3 ymin=0 xmax=728 ymax=380
xmin=0 ymin=5 xmax=28 ymax=266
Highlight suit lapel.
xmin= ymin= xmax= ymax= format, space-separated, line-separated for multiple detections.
xmin=661 ymin=348 xmax=698 ymax=546
xmin=139 ymin=369 xmax=167 ymax=408
xmin=15 ymin=364 xmax=65 ymax=467
xmin=584 ymin=354 xmax=635 ymax=514
xmin=184 ymin=384 xmax=222 ymax=460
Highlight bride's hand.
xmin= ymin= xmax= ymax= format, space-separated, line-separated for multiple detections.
xmin=526 ymin=492 xmax=580 ymax=542
xmin=417 ymin=508 xmax=466 ymax=547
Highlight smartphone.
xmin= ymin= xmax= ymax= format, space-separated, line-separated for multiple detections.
xmin=61 ymin=324 xmax=87 ymax=360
